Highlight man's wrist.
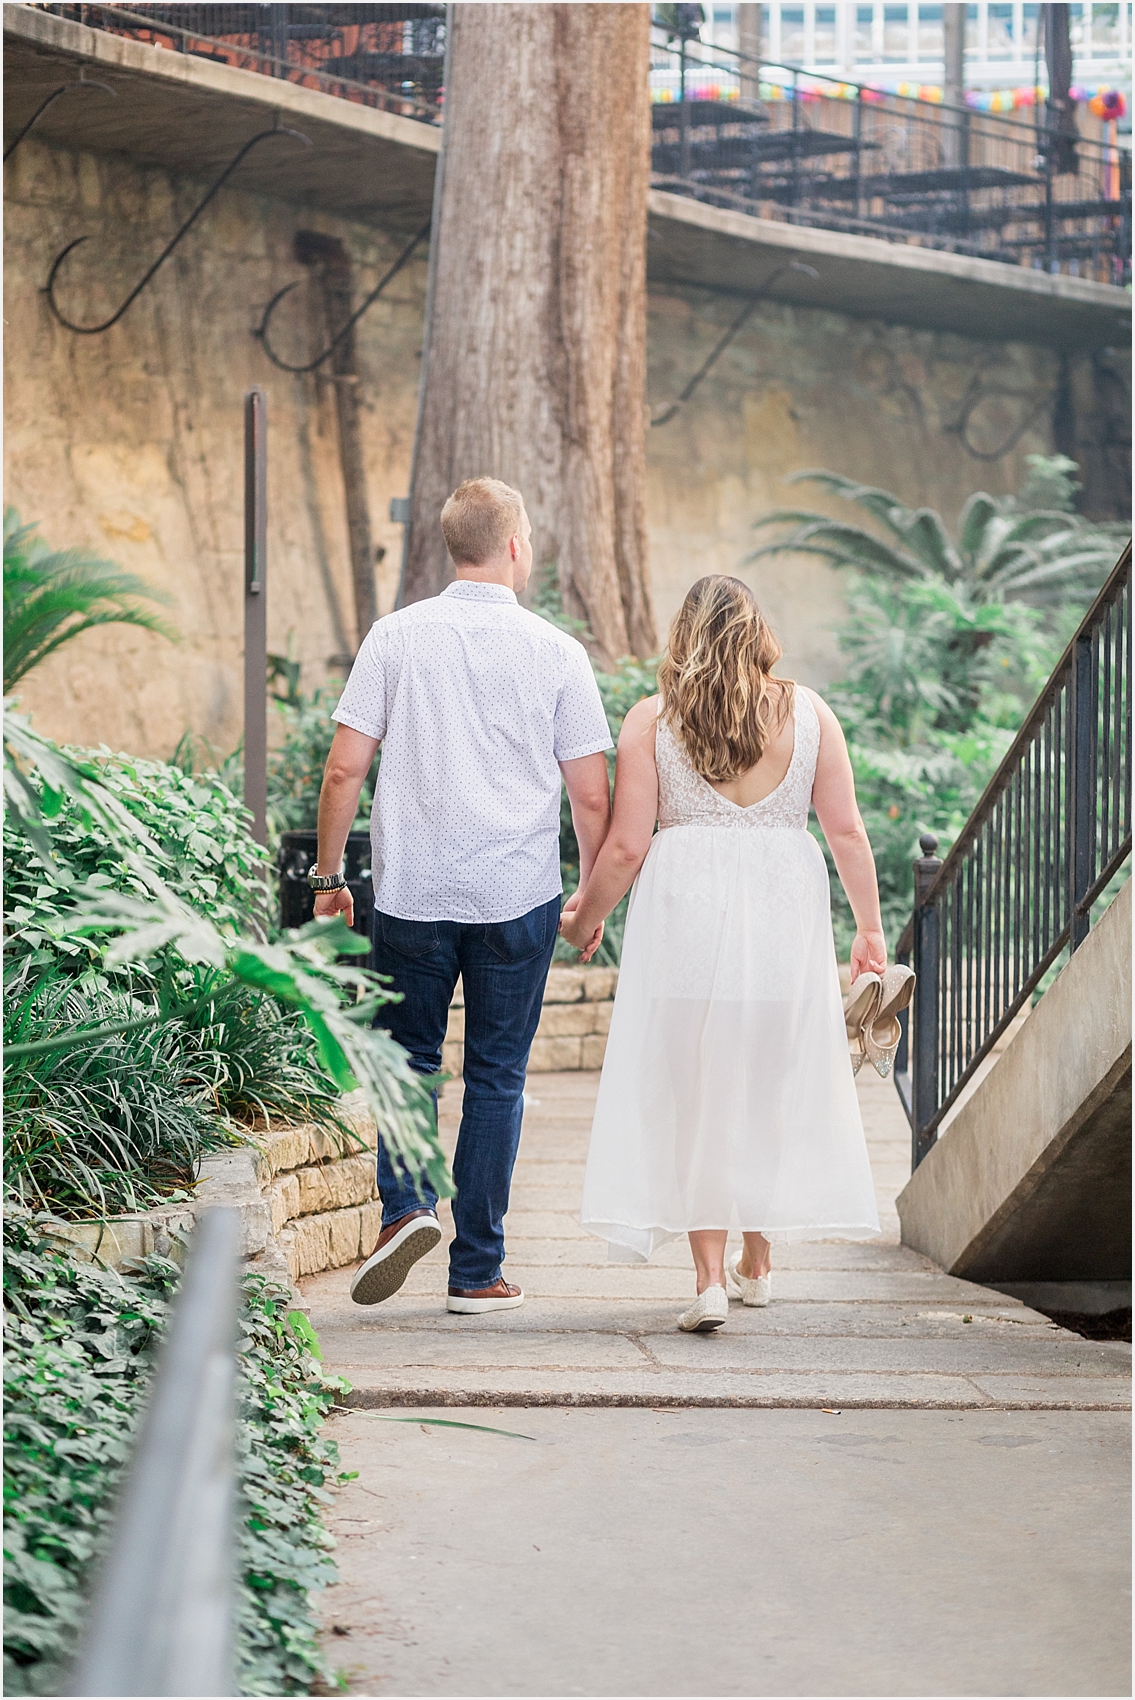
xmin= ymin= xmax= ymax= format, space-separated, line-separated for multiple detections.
xmin=308 ymin=866 xmax=347 ymax=893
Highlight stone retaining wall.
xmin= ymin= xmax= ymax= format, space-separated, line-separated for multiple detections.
xmin=444 ymin=965 xmax=617 ymax=1077
xmin=45 ymin=969 xmax=618 ymax=1290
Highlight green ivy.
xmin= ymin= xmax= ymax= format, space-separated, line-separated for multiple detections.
xmin=3 ymin=1214 xmax=347 ymax=1696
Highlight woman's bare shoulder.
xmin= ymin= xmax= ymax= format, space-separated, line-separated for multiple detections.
xmin=620 ymin=693 xmax=662 ymax=734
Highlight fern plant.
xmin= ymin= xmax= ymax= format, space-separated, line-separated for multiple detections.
xmin=3 ymin=509 xmax=176 ymax=692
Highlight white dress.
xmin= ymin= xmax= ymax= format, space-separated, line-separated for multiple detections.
xmin=579 ymin=689 xmax=880 ymax=1261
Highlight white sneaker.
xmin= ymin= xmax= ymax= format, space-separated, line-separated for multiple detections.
xmin=727 ymin=1254 xmax=771 ymax=1307
xmin=677 ymin=1285 xmax=729 ymax=1332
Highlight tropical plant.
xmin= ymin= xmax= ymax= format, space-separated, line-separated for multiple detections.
xmin=816 ymin=569 xmax=1067 ymax=950
xmin=4 ymin=510 xmax=176 ymax=693
xmin=3 ymin=707 xmax=450 ymax=1205
xmin=3 ymin=1213 xmax=348 ymax=1695
xmin=747 ymin=456 xmax=1127 ymax=607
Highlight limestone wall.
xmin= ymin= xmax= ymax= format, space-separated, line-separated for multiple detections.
xmin=4 ymin=135 xmax=428 ymax=758
xmin=443 ymin=965 xmax=616 ymax=1079
xmin=6 ymin=133 xmax=1115 ymax=760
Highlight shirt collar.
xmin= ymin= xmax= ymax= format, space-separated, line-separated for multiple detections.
xmin=441 ymin=580 xmax=518 ymax=605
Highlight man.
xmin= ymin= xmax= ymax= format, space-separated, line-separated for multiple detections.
xmin=312 ymin=477 xmax=612 ymax=1313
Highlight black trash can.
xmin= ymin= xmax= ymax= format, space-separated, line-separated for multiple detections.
xmin=278 ymin=829 xmax=374 ymax=951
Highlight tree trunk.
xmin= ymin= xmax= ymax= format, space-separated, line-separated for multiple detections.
xmin=401 ymin=3 xmax=656 ymax=665
xmin=295 ymin=231 xmax=377 ymax=650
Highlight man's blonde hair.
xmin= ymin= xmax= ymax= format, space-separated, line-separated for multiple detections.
xmin=440 ymin=477 xmax=525 ymax=566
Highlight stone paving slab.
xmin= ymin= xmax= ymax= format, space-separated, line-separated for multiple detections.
xmin=301 ymin=1070 xmax=1131 ymax=1411
xmin=318 ymin=1406 xmax=1131 ymax=1695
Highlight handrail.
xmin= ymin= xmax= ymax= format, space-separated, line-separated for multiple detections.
xmin=894 ymin=544 xmax=1132 ymax=1168
xmin=68 ymin=1207 xmax=241 ymax=1698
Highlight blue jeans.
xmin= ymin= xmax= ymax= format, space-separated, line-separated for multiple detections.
xmin=371 ymin=895 xmax=560 ymax=1289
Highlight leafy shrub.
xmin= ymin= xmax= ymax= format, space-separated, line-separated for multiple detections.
xmin=820 ymin=571 xmax=1070 ymax=950
xmin=3 ymin=1214 xmax=347 ymax=1696
xmin=4 ymin=750 xmax=272 ymax=967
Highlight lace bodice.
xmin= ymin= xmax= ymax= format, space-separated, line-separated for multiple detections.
xmin=655 ymin=688 xmax=819 ymax=831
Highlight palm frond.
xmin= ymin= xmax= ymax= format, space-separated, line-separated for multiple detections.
xmin=4 ymin=509 xmax=177 ymax=691
xmin=745 ymin=519 xmax=930 ymax=579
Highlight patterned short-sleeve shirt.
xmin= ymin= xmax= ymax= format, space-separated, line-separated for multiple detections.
xmin=332 ymin=581 xmax=613 ymax=924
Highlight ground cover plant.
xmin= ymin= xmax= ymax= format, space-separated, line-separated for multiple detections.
xmin=3 ymin=1213 xmax=347 ymax=1696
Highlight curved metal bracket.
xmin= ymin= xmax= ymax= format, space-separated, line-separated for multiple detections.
xmin=253 ymin=218 xmax=431 ymax=374
xmin=945 ymin=369 xmax=1056 ymax=462
xmin=43 ymin=126 xmax=312 ymax=335
xmin=650 ymin=260 xmax=819 ymax=427
xmin=4 ymin=79 xmax=117 ymax=165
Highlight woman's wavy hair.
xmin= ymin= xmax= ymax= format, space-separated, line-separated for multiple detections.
xmin=658 ymin=575 xmax=793 ymax=782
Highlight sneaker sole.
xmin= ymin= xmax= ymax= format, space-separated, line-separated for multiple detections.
xmin=681 ymin=1315 xmax=726 ymax=1332
xmin=446 ymin=1290 xmax=525 ymax=1314
xmin=350 ymin=1221 xmax=442 ymax=1305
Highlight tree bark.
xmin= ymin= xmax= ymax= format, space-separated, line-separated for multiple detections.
xmin=295 ymin=231 xmax=377 ymax=650
xmin=401 ymin=3 xmax=657 ymax=664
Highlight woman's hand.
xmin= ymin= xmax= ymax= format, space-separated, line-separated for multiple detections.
xmin=560 ymin=895 xmax=604 ymax=963
xmin=850 ymin=928 xmax=887 ymax=982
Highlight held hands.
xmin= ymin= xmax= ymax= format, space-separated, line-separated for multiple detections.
xmin=560 ymin=890 xmax=604 ymax=964
xmin=313 ymin=886 xmax=355 ymax=928
xmin=850 ymin=928 xmax=887 ymax=983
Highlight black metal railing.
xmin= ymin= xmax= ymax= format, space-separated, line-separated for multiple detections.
xmin=69 ymin=1208 xmax=241 ymax=1698
xmin=648 ymin=34 xmax=1131 ymax=285
xmin=895 ymin=544 xmax=1132 ymax=1168
xmin=32 ymin=2 xmax=446 ymax=125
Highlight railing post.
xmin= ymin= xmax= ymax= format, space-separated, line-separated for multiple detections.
xmin=911 ymin=832 xmax=942 ymax=1169
xmin=1069 ymin=628 xmax=1095 ymax=950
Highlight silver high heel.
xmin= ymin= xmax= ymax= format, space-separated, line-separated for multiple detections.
xmin=863 ymin=965 xmax=916 ymax=1079
xmin=843 ymin=973 xmax=883 ymax=1077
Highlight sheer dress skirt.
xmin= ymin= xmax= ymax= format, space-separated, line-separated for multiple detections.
xmin=579 ymin=821 xmax=881 ymax=1263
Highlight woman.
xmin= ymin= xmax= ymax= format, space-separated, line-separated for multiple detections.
xmin=560 ymin=575 xmax=890 ymax=1333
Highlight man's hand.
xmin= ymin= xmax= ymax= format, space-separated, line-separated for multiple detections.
xmin=560 ymin=898 xmax=603 ymax=963
xmin=314 ymin=886 xmax=355 ymax=928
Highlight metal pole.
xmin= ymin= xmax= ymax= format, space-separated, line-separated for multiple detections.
xmin=244 ymin=387 xmax=268 ymax=846
xmin=737 ymin=2 xmax=761 ymax=107
xmin=69 ymin=1209 xmax=241 ymax=1697
xmin=942 ymin=2 xmax=965 ymax=167
xmin=679 ymin=38 xmax=691 ymax=180
xmin=911 ymin=833 xmax=943 ymax=1169
xmin=1069 ymin=631 xmax=1095 ymax=950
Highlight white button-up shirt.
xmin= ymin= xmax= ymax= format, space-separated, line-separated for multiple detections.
xmin=332 ymin=581 xmax=613 ymax=924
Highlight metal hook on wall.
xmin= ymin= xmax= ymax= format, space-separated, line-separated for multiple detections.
xmin=4 ymin=77 xmax=117 ymax=165
xmin=43 ymin=125 xmax=313 ymax=335
xmin=650 ymin=260 xmax=820 ymax=427
xmin=944 ymin=369 xmax=1056 ymax=462
xmin=253 ymin=218 xmax=431 ymax=374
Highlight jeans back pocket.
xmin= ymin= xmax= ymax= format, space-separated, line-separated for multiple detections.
xmin=482 ymin=898 xmax=559 ymax=964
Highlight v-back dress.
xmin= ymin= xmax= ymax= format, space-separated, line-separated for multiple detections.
xmin=579 ymin=689 xmax=880 ymax=1261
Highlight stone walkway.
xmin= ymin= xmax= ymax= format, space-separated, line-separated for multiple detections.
xmin=301 ymin=1070 xmax=1131 ymax=1411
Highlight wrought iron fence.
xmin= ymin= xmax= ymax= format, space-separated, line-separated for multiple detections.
xmin=68 ymin=1208 xmax=241 ymax=1698
xmin=649 ymin=35 xmax=1131 ymax=284
xmin=895 ymin=544 xmax=1132 ymax=1169
xmin=33 ymin=2 xmax=446 ymax=124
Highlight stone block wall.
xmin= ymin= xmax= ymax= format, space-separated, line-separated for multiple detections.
xmin=443 ymin=965 xmax=617 ymax=1077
